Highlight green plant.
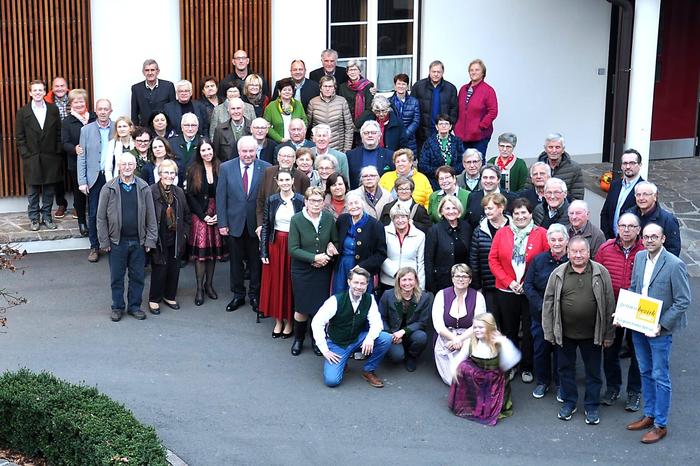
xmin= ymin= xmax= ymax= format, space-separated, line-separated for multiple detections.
xmin=0 ymin=369 xmax=167 ymax=465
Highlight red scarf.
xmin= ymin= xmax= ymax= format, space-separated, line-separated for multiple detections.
xmin=376 ymin=114 xmax=389 ymax=148
xmin=496 ymin=153 xmax=515 ymax=171
xmin=347 ymin=77 xmax=372 ymax=119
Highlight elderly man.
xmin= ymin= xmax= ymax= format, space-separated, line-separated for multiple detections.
xmin=346 ymin=120 xmax=395 ymax=189
xmin=96 ymin=152 xmax=157 ymax=322
xmin=163 ymin=79 xmax=209 ymax=136
xmin=410 ymin=60 xmax=458 ymax=152
xmin=309 ymin=48 xmax=348 ymax=86
xmin=532 ymin=133 xmax=584 ymax=200
xmin=542 ymin=236 xmax=616 ymax=425
xmin=16 ymin=79 xmax=63 ymax=232
xmin=594 ymin=212 xmax=644 ymax=412
xmin=78 ymin=98 xmax=115 ymax=262
xmin=456 ymin=148 xmax=483 ymax=192
xmin=212 ymin=97 xmax=251 ymax=161
xmin=307 ymin=76 xmax=354 ymax=152
xmin=350 ymin=166 xmax=393 ymax=219
xmin=311 ymin=123 xmax=349 ymax=180
xmin=274 ymin=118 xmax=314 ymax=157
xmin=217 ymin=136 xmax=272 ymax=314
xmin=600 ymin=149 xmax=645 ymax=239
xmin=628 ymin=181 xmax=681 ymax=256
xmin=218 ymin=49 xmax=270 ymax=99
xmin=45 ymin=77 xmax=71 ymax=219
xmin=311 ymin=267 xmax=392 ymax=388
xmin=272 ymin=59 xmax=320 ymax=111
xmin=517 ymin=161 xmax=551 ymax=209
xmin=625 ymin=223 xmax=690 ymax=443
xmin=568 ymin=200 xmax=605 ymax=256
xmin=228 ymin=117 xmax=275 ymax=163
xmin=130 ymin=59 xmax=176 ymax=126
xmin=466 ymin=165 xmax=515 ymax=228
xmin=168 ymin=113 xmax=201 ymax=184
xmin=533 ymin=177 xmax=571 ymax=229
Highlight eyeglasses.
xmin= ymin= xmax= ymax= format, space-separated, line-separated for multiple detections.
xmin=307 ymin=198 xmax=324 ymax=204
xmin=182 ymin=123 xmax=198 ymax=128
xmin=362 ymin=130 xmax=379 ymax=135
xmin=635 ymin=192 xmax=654 ymax=198
xmin=160 ymin=171 xmax=177 ymax=176
xmin=234 ymin=56 xmax=248 ymax=60
xmin=642 ymin=235 xmax=661 ymax=241
xmin=498 ymin=144 xmax=514 ymax=150
xmin=361 ymin=174 xmax=378 ymax=178
xmin=452 ymin=274 xmax=471 ymax=280
xmin=396 ymin=187 xmax=412 ymax=192
xmin=135 ymin=139 xmax=151 ymax=144
xmin=545 ymin=190 xmax=564 ymax=196
xmin=618 ymin=224 xmax=640 ymax=230
xmin=438 ymin=176 xmax=454 ymax=182
xmin=437 ymin=122 xmax=451 ymax=127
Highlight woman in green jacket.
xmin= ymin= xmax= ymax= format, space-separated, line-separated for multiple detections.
xmin=263 ymin=77 xmax=308 ymax=143
xmin=487 ymin=133 xmax=528 ymax=193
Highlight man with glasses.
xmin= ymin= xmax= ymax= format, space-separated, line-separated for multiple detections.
xmin=218 ymin=49 xmax=270 ymax=100
xmin=168 ymin=113 xmax=202 ymax=186
xmin=349 ymin=166 xmax=393 ymax=219
xmin=533 ymin=177 xmax=571 ymax=229
xmin=228 ymin=117 xmax=275 ymax=163
xmin=456 ymin=148 xmax=483 ymax=192
xmin=516 ymin=161 xmax=551 ymax=208
xmin=164 ymin=80 xmax=209 ymax=136
xmin=346 ymin=120 xmax=394 ymax=189
xmin=628 ymin=181 xmax=681 ymax=256
xmin=601 ymin=148 xmax=645 ymax=239
xmin=130 ymin=59 xmax=176 ymax=126
xmin=625 ymin=223 xmax=690 ymax=443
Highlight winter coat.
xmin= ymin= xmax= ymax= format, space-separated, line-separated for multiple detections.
xmin=454 ymin=80 xmax=498 ymax=143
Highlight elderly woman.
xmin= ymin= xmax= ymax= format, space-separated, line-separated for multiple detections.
xmin=448 ymin=313 xmax=519 ymax=425
xmin=428 ymin=166 xmax=470 ymax=223
xmin=350 ymin=165 xmax=393 ymax=219
xmin=418 ymin=114 xmax=465 ymax=190
xmin=263 ymin=78 xmax=308 ymax=144
xmin=432 ymin=263 xmax=486 ymax=384
xmin=148 ymin=111 xmax=175 ymax=139
xmin=260 ymin=169 xmax=305 ymax=338
xmin=454 ymin=59 xmax=498 ymax=158
xmin=489 ymin=198 xmax=549 ymax=383
xmin=425 ymin=196 xmax=472 ymax=293
xmin=380 ymin=177 xmax=432 ymax=234
xmin=141 ymin=137 xmax=179 ymax=186
xmin=379 ymin=267 xmax=433 ymax=371
xmin=323 ymin=172 xmax=349 ymax=219
xmin=355 ymin=95 xmax=407 ymax=151
xmin=524 ymin=223 xmax=568 ymax=399
xmin=469 ymin=192 xmax=509 ymax=314
xmin=209 ymin=83 xmax=256 ymax=139
xmin=295 ymin=147 xmax=320 ymax=187
xmin=381 ymin=204 xmax=425 ymax=291
xmin=379 ymin=148 xmax=433 ymax=208
xmin=338 ymin=60 xmax=374 ymax=123
xmin=148 ymin=159 xmax=191 ymax=314
xmin=487 ymin=133 xmax=528 ymax=192
xmin=456 ymin=148 xmax=483 ymax=192
xmin=315 ymin=153 xmax=339 ymax=191
xmin=105 ymin=116 xmax=135 ymax=181
xmin=288 ymin=186 xmax=339 ymax=356
xmin=389 ymin=73 xmax=420 ymax=152
xmin=243 ymin=74 xmax=270 ymax=118
xmin=306 ymin=76 xmax=354 ymax=152
xmin=333 ymin=190 xmax=387 ymax=294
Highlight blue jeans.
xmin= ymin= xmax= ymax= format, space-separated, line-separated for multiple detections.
xmin=323 ymin=331 xmax=392 ymax=387
xmin=108 ymin=239 xmax=146 ymax=312
xmin=531 ymin=319 xmax=559 ymax=386
xmin=464 ymin=137 xmax=491 ymax=164
xmin=557 ymin=337 xmax=602 ymax=411
xmin=386 ymin=330 xmax=428 ymax=363
xmin=632 ymin=332 xmax=672 ymax=427
xmin=603 ymin=326 xmax=641 ymax=394
xmin=87 ymin=172 xmax=106 ymax=249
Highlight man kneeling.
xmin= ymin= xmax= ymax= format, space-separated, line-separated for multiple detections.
xmin=312 ymin=267 xmax=392 ymax=387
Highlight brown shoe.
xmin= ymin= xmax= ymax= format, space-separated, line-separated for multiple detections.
xmin=362 ymin=371 xmax=384 ymax=388
xmin=88 ymin=248 xmax=99 ymax=262
xmin=55 ymin=205 xmax=66 ymax=218
xmin=641 ymin=426 xmax=667 ymax=444
xmin=626 ymin=416 xmax=654 ymax=431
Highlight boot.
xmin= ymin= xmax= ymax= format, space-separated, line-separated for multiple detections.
xmin=291 ymin=319 xmax=307 ymax=356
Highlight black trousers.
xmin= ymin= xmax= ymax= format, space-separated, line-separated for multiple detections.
xmin=149 ymin=244 xmax=181 ymax=302
xmin=228 ymin=227 xmax=260 ymax=300
xmin=27 ymin=183 xmax=55 ymax=222
xmin=494 ymin=290 xmax=533 ymax=371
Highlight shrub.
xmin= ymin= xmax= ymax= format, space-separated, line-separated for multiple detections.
xmin=0 ymin=369 xmax=167 ymax=465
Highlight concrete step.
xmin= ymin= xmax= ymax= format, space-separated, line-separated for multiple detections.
xmin=0 ymin=210 xmax=90 ymax=253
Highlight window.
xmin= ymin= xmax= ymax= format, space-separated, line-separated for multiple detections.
xmin=328 ymin=0 xmax=419 ymax=91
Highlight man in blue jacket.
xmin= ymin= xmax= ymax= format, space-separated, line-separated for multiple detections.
xmin=628 ymin=181 xmax=681 ymax=257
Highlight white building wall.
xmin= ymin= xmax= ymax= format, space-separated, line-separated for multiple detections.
xmin=421 ymin=0 xmax=611 ymax=162
xmin=90 ymin=0 xmax=181 ymax=119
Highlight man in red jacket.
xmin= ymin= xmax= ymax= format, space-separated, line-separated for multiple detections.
xmin=594 ymin=212 xmax=644 ymax=412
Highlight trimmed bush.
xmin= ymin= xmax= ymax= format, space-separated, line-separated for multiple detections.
xmin=0 ymin=369 xmax=167 ymax=465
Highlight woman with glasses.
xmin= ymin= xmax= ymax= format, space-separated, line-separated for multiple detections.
xmin=141 ymin=137 xmax=179 ymax=186
xmin=379 ymin=148 xmax=433 ymax=209
xmin=315 ymin=154 xmax=338 ymax=191
xmin=130 ymin=127 xmax=152 ymax=179
xmin=487 ymin=133 xmax=528 ymax=192
xmin=355 ymin=95 xmax=407 ymax=151
xmin=418 ymin=114 xmax=465 ymax=190
xmin=379 ymin=177 xmax=432 ymax=234
xmin=243 ymin=74 xmax=269 ymax=118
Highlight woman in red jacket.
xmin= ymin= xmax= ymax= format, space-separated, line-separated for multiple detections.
xmin=454 ymin=59 xmax=498 ymax=162
xmin=488 ymin=198 xmax=548 ymax=384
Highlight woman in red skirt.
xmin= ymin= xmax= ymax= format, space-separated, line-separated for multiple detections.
xmin=260 ymin=169 xmax=304 ymax=338
xmin=185 ymin=138 xmax=228 ymax=306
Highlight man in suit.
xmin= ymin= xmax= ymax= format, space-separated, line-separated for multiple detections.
xmin=625 ymin=223 xmax=690 ymax=443
xmin=272 ymin=59 xmax=320 ymax=112
xmin=217 ymin=136 xmax=272 ymax=313
xmin=212 ymin=97 xmax=251 ymax=161
xmin=77 ymin=98 xmax=114 ymax=261
xmin=164 ymin=79 xmax=209 ymax=136
xmin=218 ymin=49 xmax=270 ymax=100
xmin=466 ymin=165 xmax=515 ymax=228
xmin=15 ymin=79 xmax=63 ymax=231
xmin=130 ymin=59 xmax=176 ymax=126
xmin=346 ymin=120 xmax=394 ymax=189
xmin=309 ymin=49 xmax=348 ymax=86
xmin=168 ymin=113 xmax=201 ymax=185
xmin=600 ymin=149 xmax=644 ymax=239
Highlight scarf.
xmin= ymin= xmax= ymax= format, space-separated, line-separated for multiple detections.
xmin=377 ymin=114 xmax=389 ymax=148
xmin=430 ymin=80 xmax=443 ymax=126
xmin=277 ymin=98 xmax=295 ymax=116
xmin=438 ymin=135 xmax=452 ymax=165
xmin=70 ymin=109 xmax=90 ymax=125
xmin=159 ymin=182 xmax=176 ymax=231
xmin=347 ymin=77 xmax=372 ymax=120
xmin=496 ymin=154 xmax=516 ymax=171
xmin=349 ymin=212 xmax=370 ymax=238
xmin=510 ymin=220 xmax=534 ymax=269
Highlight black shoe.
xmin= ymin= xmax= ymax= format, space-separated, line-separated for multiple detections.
xmin=281 ymin=331 xmax=293 ymax=339
xmin=195 ymin=289 xmax=204 ymax=306
xmin=249 ymin=297 xmax=259 ymax=312
xmin=163 ymin=300 xmax=180 ymax=310
xmin=78 ymin=223 xmax=88 ymax=237
xmin=312 ymin=341 xmax=322 ymax=356
xmin=226 ymin=297 xmax=245 ymax=312
xmin=127 ymin=309 xmax=146 ymax=320
xmin=405 ymin=356 xmax=417 ymax=372
xmin=205 ymin=286 xmax=218 ymax=300
xmin=272 ymin=330 xmax=282 ymax=339
xmin=291 ymin=339 xmax=303 ymax=356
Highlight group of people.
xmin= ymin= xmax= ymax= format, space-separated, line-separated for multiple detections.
xmin=14 ymin=50 xmax=690 ymax=440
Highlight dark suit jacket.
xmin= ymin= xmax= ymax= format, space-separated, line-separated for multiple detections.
xmin=310 ymin=66 xmax=348 ymax=86
xmin=256 ymin=166 xmax=310 ymax=226
xmin=130 ymin=79 xmax=176 ymax=126
xmin=272 ymin=78 xmax=321 ymax=111
xmin=212 ymin=118 xmax=252 ymax=161
xmin=600 ymin=177 xmax=644 ymax=239
xmin=168 ymin=134 xmax=201 ymax=186
xmin=230 ymin=137 xmax=276 ymax=164
xmin=15 ymin=102 xmax=63 ymax=185
xmin=163 ymin=99 xmax=210 ymax=136
xmin=346 ymin=146 xmax=395 ymax=189
xmin=216 ymin=157 xmax=272 ymax=237
xmin=466 ymin=189 xmax=517 ymax=229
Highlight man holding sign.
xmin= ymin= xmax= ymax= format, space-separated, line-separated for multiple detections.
xmin=625 ymin=223 xmax=691 ymax=444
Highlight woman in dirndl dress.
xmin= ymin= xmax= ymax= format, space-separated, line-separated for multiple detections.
xmin=260 ymin=169 xmax=304 ymax=339
xmin=185 ymin=138 xmax=227 ymax=306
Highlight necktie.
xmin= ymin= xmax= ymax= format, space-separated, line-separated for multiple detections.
xmin=242 ymin=164 xmax=249 ymax=195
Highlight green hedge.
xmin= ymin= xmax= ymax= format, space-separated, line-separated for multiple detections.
xmin=0 ymin=369 xmax=167 ymax=465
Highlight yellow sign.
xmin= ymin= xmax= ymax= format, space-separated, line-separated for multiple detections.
xmin=614 ymin=289 xmax=663 ymax=334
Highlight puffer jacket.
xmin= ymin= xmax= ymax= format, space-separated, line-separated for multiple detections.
xmin=389 ymin=92 xmax=420 ymax=152
xmin=534 ymin=152 xmax=584 ymax=200
xmin=418 ymin=134 xmax=465 ymax=190
xmin=381 ymin=223 xmax=425 ymax=288
xmin=594 ymin=237 xmax=644 ymax=299
xmin=306 ymin=94 xmax=354 ymax=152
xmin=410 ymin=78 xmax=458 ymax=141
xmin=533 ymin=199 xmax=571 ymax=230
xmin=469 ymin=216 xmax=509 ymax=291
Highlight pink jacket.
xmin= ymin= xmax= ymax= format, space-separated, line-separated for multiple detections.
xmin=454 ymin=80 xmax=498 ymax=143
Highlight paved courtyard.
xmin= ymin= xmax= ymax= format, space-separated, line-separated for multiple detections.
xmin=1 ymin=250 xmax=698 ymax=465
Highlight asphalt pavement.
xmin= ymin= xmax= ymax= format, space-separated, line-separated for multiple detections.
xmin=1 ymin=250 xmax=698 ymax=465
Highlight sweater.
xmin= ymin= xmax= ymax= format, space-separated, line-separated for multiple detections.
xmin=427 ymin=188 xmax=470 ymax=224
xmin=487 ymin=156 xmax=528 ymax=192
xmin=418 ymin=134 xmax=465 ymax=190
xmin=380 ymin=223 xmax=426 ymax=287
xmin=454 ymin=80 xmax=498 ymax=143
